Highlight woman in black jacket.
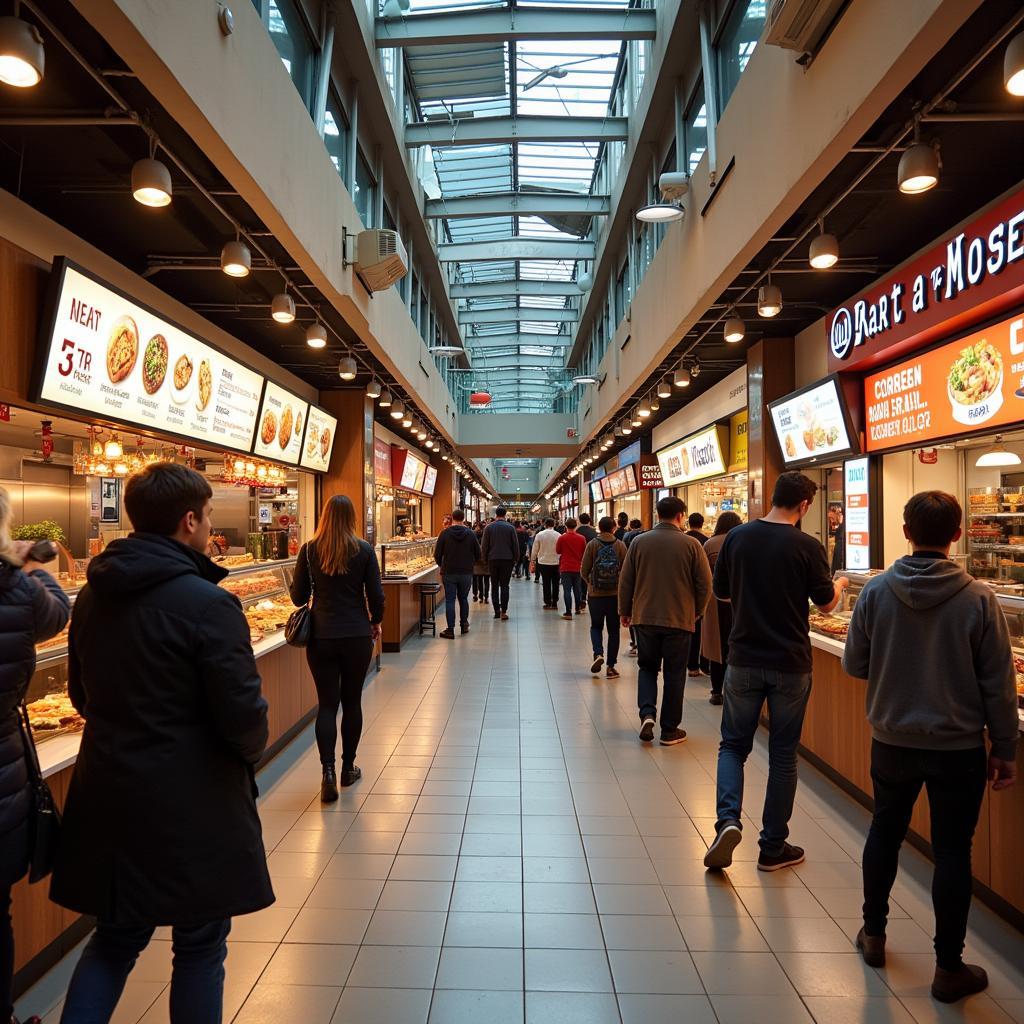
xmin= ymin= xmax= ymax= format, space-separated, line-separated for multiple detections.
xmin=0 ymin=488 xmax=70 ymax=1024
xmin=291 ymin=495 xmax=385 ymax=801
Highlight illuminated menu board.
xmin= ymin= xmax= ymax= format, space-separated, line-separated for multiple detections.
xmin=844 ymin=458 xmax=871 ymax=570
xmin=423 ymin=465 xmax=438 ymax=496
xmin=35 ymin=259 xmax=264 ymax=455
xmin=252 ymin=380 xmax=309 ymax=466
xmin=401 ymin=452 xmax=426 ymax=490
xmin=769 ymin=377 xmax=857 ymax=466
xmin=299 ymin=405 xmax=338 ymax=472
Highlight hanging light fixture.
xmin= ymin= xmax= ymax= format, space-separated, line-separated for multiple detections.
xmin=630 ymin=407 xmax=643 ymax=427
xmin=898 ymin=122 xmax=940 ymax=195
xmin=441 ymin=450 xmax=449 ymax=461
xmin=758 ymin=279 xmax=783 ymax=318
xmin=808 ymin=222 xmax=839 ymax=269
xmin=621 ymin=418 xmax=633 ymax=436
xmin=975 ymin=436 xmax=1022 ymax=468
xmin=674 ymin=365 xmax=691 ymax=388
xmin=724 ymin=310 xmax=746 ymax=343
xmin=636 ymin=202 xmax=684 ymax=224
xmin=614 ymin=424 xmax=625 ymax=438
xmin=131 ymin=145 xmax=173 ymax=208
xmin=103 ymin=432 xmax=124 ymax=460
xmin=271 ymin=293 xmax=296 ymax=323
xmin=401 ymin=409 xmax=413 ymax=428
xmin=366 ymin=377 xmax=382 ymax=399
xmin=638 ymin=398 xmax=652 ymax=418
xmin=390 ymin=398 xmax=405 ymax=420
xmin=378 ymin=387 xmax=393 ymax=408
xmin=0 ymin=12 xmax=44 ymax=87
xmin=655 ymin=375 xmax=672 ymax=399
xmin=221 ymin=238 xmax=251 ymax=277
xmin=338 ymin=354 xmax=357 ymax=381
xmin=305 ymin=322 xmax=327 ymax=349
xmin=650 ymin=392 xmax=661 ymax=412
xmin=416 ymin=426 xmax=428 ymax=441
xmin=1006 ymin=31 xmax=1024 ymax=95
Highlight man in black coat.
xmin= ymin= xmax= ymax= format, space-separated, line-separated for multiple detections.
xmin=481 ymin=506 xmax=520 ymax=621
xmin=434 ymin=508 xmax=481 ymax=638
xmin=52 ymin=463 xmax=273 ymax=1024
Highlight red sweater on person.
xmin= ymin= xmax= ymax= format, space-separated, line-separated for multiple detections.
xmin=555 ymin=530 xmax=586 ymax=573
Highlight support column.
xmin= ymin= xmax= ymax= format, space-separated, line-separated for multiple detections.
xmin=319 ymin=391 xmax=375 ymax=542
xmin=433 ymin=462 xmax=457 ymax=522
xmin=746 ymin=338 xmax=794 ymax=521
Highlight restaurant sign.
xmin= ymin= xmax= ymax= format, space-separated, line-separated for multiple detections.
xmin=827 ymin=184 xmax=1024 ymax=374
xmin=656 ymin=424 xmax=729 ymax=488
xmin=639 ymin=459 xmax=664 ymax=489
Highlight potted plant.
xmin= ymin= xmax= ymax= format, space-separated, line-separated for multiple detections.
xmin=11 ymin=520 xmax=70 ymax=577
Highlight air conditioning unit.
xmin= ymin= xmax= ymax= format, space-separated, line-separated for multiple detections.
xmin=350 ymin=229 xmax=408 ymax=292
xmin=764 ymin=0 xmax=846 ymax=54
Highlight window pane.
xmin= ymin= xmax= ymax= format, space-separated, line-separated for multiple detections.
xmin=354 ymin=151 xmax=375 ymax=227
xmin=717 ymin=0 xmax=767 ymax=110
xmin=323 ymin=93 xmax=349 ymax=182
xmin=685 ymin=82 xmax=708 ymax=175
xmin=267 ymin=0 xmax=314 ymax=107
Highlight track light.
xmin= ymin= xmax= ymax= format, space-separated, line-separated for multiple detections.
xmin=614 ymin=424 xmax=625 ymax=437
xmin=0 ymin=14 xmax=44 ymax=87
xmin=638 ymin=398 xmax=652 ymax=418
xmin=758 ymin=282 xmax=783 ymax=318
xmin=1006 ymin=31 xmax=1024 ymax=95
xmin=378 ymin=388 xmax=392 ymax=408
xmin=630 ymin=407 xmax=643 ymax=427
xmin=690 ymin=359 xmax=702 ymax=379
xmin=621 ymin=419 xmax=633 ymax=436
xmin=417 ymin=426 xmax=428 ymax=442
xmin=338 ymin=354 xmax=357 ymax=381
xmin=401 ymin=410 xmax=413 ymax=428
xmin=366 ymin=377 xmax=382 ymax=398
xmin=441 ymin=451 xmax=449 ymax=461
xmin=674 ymin=366 xmax=691 ymax=388
xmin=221 ymin=239 xmax=251 ymax=277
xmin=305 ymin=323 xmax=327 ymax=349
xmin=390 ymin=399 xmax=405 ymax=420
xmin=724 ymin=311 xmax=745 ymax=343
xmin=898 ymin=124 xmax=940 ymax=195
xmin=271 ymin=293 xmax=296 ymax=323
xmin=657 ymin=376 xmax=673 ymax=399
xmin=809 ymin=226 xmax=839 ymax=269
xmin=650 ymin=393 xmax=660 ymax=411
xmin=131 ymin=157 xmax=172 ymax=207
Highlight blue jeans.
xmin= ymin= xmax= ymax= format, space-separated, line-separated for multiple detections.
xmin=587 ymin=595 xmax=620 ymax=666
xmin=61 ymin=918 xmax=231 ymax=1024
xmin=635 ymin=625 xmax=691 ymax=729
xmin=560 ymin=571 xmax=583 ymax=613
xmin=443 ymin=573 xmax=472 ymax=629
xmin=714 ymin=665 xmax=812 ymax=857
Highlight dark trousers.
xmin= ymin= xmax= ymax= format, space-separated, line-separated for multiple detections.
xmin=588 ymin=595 xmax=619 ymax=667
xmin=688 ymin=617 xmax=710 ymax=672
xmin=306 ymin=636 xmax=374 ymax=768
xmin=862 ymin=742 xmax=986 ymax=970
xmin=489 ymin=559 xmax=514 ymax=613
xmin=0 ymin=820 xmax=28 ymax=1020
xmin=443 ymin=573 xmax=472 ymax=630
xmin=472 ymin=573 xmax=490 ymax=601
xmin=539 ymin=564 xmax=559 ymax=606
xmin=580 ymin=577 xmax=589 ymax=606
xmin=709 ymin=601 xmax=733 ymax=696
xmin=634 ymin=624 xmax=691 ymax=729
xmin=61 ymin=919 xmax=231 ymax=1024
xmin=561 ymin=571 xmax=583 ymax=614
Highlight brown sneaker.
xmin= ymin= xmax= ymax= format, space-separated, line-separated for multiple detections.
xmin=606 ymin=667 xmax=620 ymax=679
xmin=931 ymin=964 xmax=988 ymax=1003
xmin=856 ymin=927 xmax=886 ymax=968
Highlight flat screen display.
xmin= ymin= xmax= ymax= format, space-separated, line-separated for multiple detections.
xmin=590 ymin=480 xmax=604 ymax=502
xmin=298 ymin=405 xmax=338 ymax=472
xmin=423 ymin=465 xmax=438 ymax=496
xmin=252 ymin=380 xmax=309 ymax=465
xmin=656 ymin=424 xmax=729 ymax=487
xmin=769 ymin=376 xmax=857 ymax=467
xmin=401 ymin=452 xmax=425 ymax=490
xmin=35 ymin=259 xmax=265 ymax=456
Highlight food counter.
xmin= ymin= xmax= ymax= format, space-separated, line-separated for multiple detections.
xmin=378 ymin=538 xmax=439 ymax=651
xmin=801 ymin=573 xmax=1024 ymax=926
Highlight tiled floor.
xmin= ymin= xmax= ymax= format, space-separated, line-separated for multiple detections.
xmin=18 ymin=580 xmax=1024 ymax=1023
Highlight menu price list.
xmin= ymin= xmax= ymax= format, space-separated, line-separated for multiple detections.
xmin=252 ymin=380 xmax=308 ymax=465
xmin=300 ymin=405 xmax=338 ymax=472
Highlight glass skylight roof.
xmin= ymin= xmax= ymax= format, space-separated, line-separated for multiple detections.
xmin=394 ymin=0 xmax=637 ymax=410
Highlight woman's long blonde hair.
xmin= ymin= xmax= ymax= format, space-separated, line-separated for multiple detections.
xmin=312 ymin=494 xmax=359 ymax=575
xmin=0 ymin=487 xmax=13 ymax=562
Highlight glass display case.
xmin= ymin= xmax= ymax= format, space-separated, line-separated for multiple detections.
xmin=378 ymin=538 xmax=437 ymax=580
xmin=25 ymin=558 xmax=297 ymax=743
xmin=967 ymin=487 xmax=1024 ymax=581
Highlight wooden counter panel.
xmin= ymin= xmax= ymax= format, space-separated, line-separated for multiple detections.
xmin=382 ymin=569 xmax=439 ymax=651
xmin=988 ymin=746 xmax=1024 ymax=908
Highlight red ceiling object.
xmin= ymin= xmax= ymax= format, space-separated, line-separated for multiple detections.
xmin=469 ymin=391 xmax=492 ymax=407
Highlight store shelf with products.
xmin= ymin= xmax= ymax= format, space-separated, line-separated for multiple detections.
xmin=968 ymin=488 xmax=1024 ymax=581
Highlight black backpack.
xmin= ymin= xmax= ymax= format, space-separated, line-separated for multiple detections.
xmin=591 ymin=539 xmax=621 ymax=591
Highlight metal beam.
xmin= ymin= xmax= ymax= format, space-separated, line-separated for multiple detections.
xmin=465 ymin=333 xmax=572 ymax=347
xmin=460 ymin=308 xmax=578 ymax=325
xmin=406 ymin=115 xmax=628 ymax=148
xmin=376 ymin=7 xmax=657 ymax=47
xmin=425 ymin=192 xmax=610 ymax=220
xmin=452 ymin=280 xmax=582 ymax=299
xmin=439 ymin=238 xmax=597 ymax=262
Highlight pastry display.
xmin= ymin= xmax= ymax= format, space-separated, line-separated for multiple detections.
xmin=142 ymin=334 xmax=169 ymax=395
xmin=213 ymin=552 xmax=255 ymax=568
xmin=808 ymin=612 xmax=850 ymax=640
xmin=220 ymin=572 xmax=283 ymax=600
xmin=27 ymin=692 xmax=84 ymax=735
xmin=244 ymin=598 xmax=294 ymax=633
xmin=106 ymin=314 xmax=139 ymax=384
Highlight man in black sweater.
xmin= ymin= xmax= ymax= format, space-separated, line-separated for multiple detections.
xmin=434 ymin=508 xmax=482 ymax=638
xmin=482 ymin=506 xmax=520 ymax=620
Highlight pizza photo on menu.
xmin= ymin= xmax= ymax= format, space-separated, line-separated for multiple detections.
xmin=320 ymin=426 xmax=331 ymax=460
xmin=260 ymin=409 xmax=277 ymax=446
xmin=278 ymin=404 xmax=294 ymax=449
xmin=106 ymin=314 xmax=139 ymax=384
xmin=172 ymin=353 xmax=193 ymax=404
xmin=196 ymin=358 xmax=213 ymax=411
xmin=142 ymin=334 xmax=169 ymax=395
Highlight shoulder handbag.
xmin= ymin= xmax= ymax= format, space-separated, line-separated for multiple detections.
xmin=286 ymin=545 xmax=315 ymax=647
xmin=16 ymin=702 xmax=61 ymax=883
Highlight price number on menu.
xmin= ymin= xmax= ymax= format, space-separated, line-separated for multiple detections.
xmin=56 ymin=339 xmax=93 ymax=381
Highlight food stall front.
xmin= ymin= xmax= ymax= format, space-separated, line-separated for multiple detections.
xmin=785 ymin=182 xmax=1024 ymax=926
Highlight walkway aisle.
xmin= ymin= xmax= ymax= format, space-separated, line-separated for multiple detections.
xmin=21 ymin=579 xmax=1024 ymax=1024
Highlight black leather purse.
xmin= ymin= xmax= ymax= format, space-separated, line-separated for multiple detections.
xmin=285 ymin=551 xmax=314 ymax=647
xmin=17 ymin=702 xmax=61 ymax=882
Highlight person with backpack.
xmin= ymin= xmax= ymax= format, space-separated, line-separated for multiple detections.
xmin=581 ymin=516 xmax=627 ymax=678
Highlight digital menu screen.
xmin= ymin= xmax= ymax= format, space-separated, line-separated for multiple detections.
xmin=656 ymin=424 xmax=729 ymax=487
xmin=253 ymin=380 xmax=309 ymax=465
xmin=299 ymin=404 xmax=338 ymax=472
xmin=844 ymin=458 xmax=871 ymax=570
xmin=621 ymin=464 xmax=638 ymax=492
xmin=423 ymin=465 xmax=438 ymax=496
xmin=590 ymin=480 xmax=604 ymax=502
xmin=401 ymin=452 xmax=426 ymax=490
xmin=35 ymin=259 xmax=265 ymax=455
xmin=769 ymin=377 xmax=857 ymax=466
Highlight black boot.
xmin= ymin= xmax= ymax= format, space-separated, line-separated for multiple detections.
xmin=341 ymin=764 xmax=362 ymax=787
xmin=321 ymin=764 xmax=339 ymax=803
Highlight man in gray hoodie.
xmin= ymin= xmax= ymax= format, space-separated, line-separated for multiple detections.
xmin=843 ymin=491 xmax=1018 ymax=1004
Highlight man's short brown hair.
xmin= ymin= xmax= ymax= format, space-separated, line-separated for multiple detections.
xmin=124 ymin=463 xmax=212 ymax=536
xmin=904 ymin=491 xmax=962 ymax=549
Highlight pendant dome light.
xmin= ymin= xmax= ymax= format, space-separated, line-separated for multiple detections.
xmin=630 ymin=407 xmax=643 ymax=428
xmin=724 ymin=310 xmax=746 ymax=343
xmin=378 ymin=388 xmax=392 ymax=408
xmin=389 ymin=398 xmax=405 ymax=420
xmin=674 ymin=365 xmax=691 ymax=388
xmin=758 ymin=279 xmax=783 ymax=318
xmin=416 ymin=425 xmax=428 ymax=441
xmin=305 ymin=322 xmax=327 ymax=349
xmin=338 ymin=354 xmax=357 ymax=381
xmin=221 ymin=238 xmax=251 ymax=277
xmin=637 ymin=397 xmax=652 ymax=418
xmin=131 ymin=148 xmax=173 ymax=208
xmin=975 ymin=436 xmax=1022 ymax=468
xmin=650 ymin=392 xmax=661 ymax=412
xmin=635 ymin=202 xmax=684 ymax=224
xmin=808 ymin=221 xmax=839 ymax=269
xmin=657 ymin=375 xmax=673 ymax=399
xmin=898 ymin=121 xmax=940 ymax=195
xmin=621 ymin=418 xmax=633 ymax=436
xmin=0 ymin=13 xmax=44 ymax=88
xmin=271 ymin=292 xmax=296 ymax=323
xmin=366 ymin=377 xmax=382 ymax=399
xmin=1005 ymin=30 xmax=1024 ymax=95
xmin=401 ymin=409 xmax=413 ymax=428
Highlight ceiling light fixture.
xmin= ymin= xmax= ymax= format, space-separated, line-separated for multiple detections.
xmin=131 ymin=153 xmax=173 ymax=208
xmin=724 ymin=310 xmax=746 ymax=343
xmin=572 ymin=373 xmax=600 ymax=385
xmin=221 ymin=238 xmax=251 ymax=277
xmin=366 ymin=377 xmax=382 ymax=399
xmin=809 ymin=221 xmax=839 ymax=269
xmin=657 ymin=376 xmax=672 ymax=399
xmin=103 ymin=433 xmax=123 ymax=460
xmin=338 ymin=354 xmax=357 ymax=381
xmin=390 ymin=398 xmax=405 ymax=420
xmin=305 ymin=322 xmax=327 ymax=349
xmin=1006 ymin=31 xmax=1024 ymax=95
xmin=635 ymin=202 xmax=684 ymax=224
xmin=378 ymin=387 xmax=392 ymax=408
xmin=429 ymin=343 xmax=464 ymax=357
xmin=630 ymin=407 xmax=643 ymax=427
xmin=898 ymin=121 xmax=940 ymax=195
xmin=650 ymin=393 xmax=660 ymax=411
xmin=975 ymin=436 xmax=1021 ymax=468
xmin=401 ymin=410 xmax=413 ymax=428
xmin=621 ymin=419 xmax=633 ymax=436
xmin=0 ymin=13 xmax=44 ymax=88
xmin=271 ymin=292 xmax=296 ymax=323
xmin=758 ymin=279 xmax=783 ymax=318
xmin=638 ymin=398 xmax=652 ymax=418
xmin=674 ymin=365 xmax=691 ymax=388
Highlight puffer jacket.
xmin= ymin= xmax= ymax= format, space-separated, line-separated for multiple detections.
xmin=0 ymin=559 xmax=71 ymax=880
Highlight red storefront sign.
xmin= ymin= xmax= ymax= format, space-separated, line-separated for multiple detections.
xmin=827 ymin=184 xmax=1024 ymax=375
xmin=639 ymin=460 xmax=663 ymax=489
